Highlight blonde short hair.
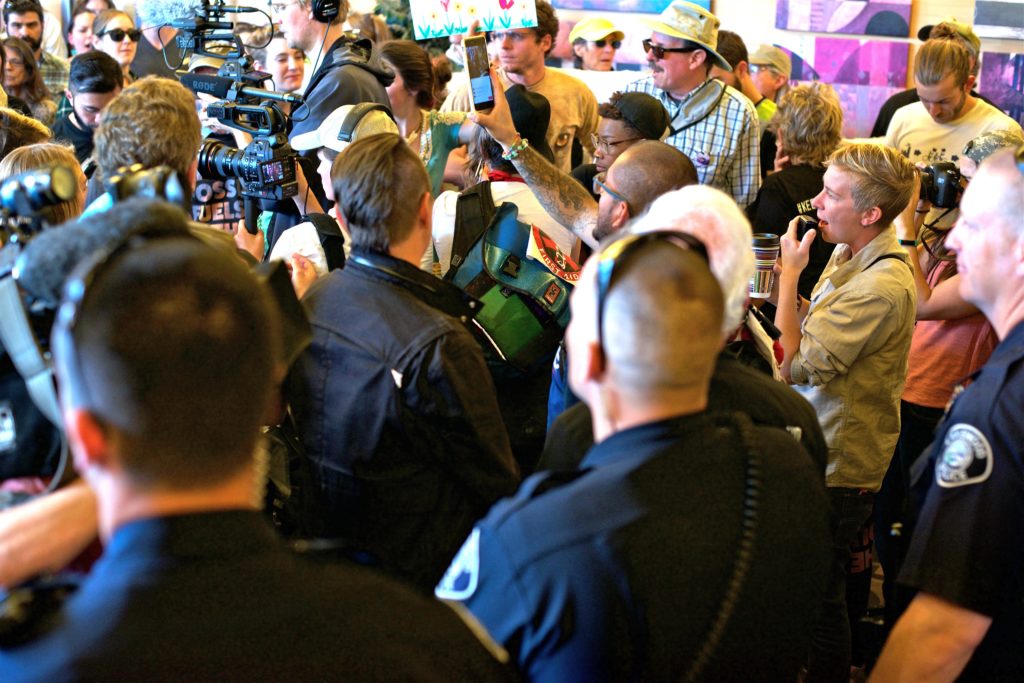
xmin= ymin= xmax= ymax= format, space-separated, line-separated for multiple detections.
xmin=916 ymin=39 xmax=972 ymax=88
xmin=827 ymin=142 xmax=917 ymax=225
xmin=95 ymin=76 xmax=201 ymax=183
xmin=0 ymin=142 xmax=84 ymax=224
xmin=775 ymin=83 xmax=842 ymax=168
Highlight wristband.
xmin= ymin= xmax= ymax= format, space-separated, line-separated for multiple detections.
xmin=501 ymin=136 xmax=529 ymax=161
xmin=898 ymin=239 xmax=918 ymax=247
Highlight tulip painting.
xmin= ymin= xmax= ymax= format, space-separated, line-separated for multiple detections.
xmin=412 ymin=0 xmax=538 ymax=39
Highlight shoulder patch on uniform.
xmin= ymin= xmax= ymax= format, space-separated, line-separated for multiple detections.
xmin=435 ymin=528 xmax=480 ymax=601
xmin=935 ymin=423 xmax=993 ymax=488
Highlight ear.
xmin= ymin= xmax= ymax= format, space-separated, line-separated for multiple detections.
xmin=611 ymin=198 xmax=630 ymax=230
xmin=964 ymin=74 xmax=976 ymax=93
xmin=690 ymin=49 xmax=708 ymax=71
xmin=581 ymin=339 xmax=607 ymax=384
xmin=417 ymin=191 xmax=432 ymax=232
xmin=538 ymin=33 xmax=553 ymax=54
xmin=64 ymin=408 xmax=111 ymax=475
xmin=573 ymin=43 xmax=586 ymax=59
xmin=64 ymin=88 xmax=72 ymax=101
xmin=735 ymin=60 xmax=749 ymax=78
xmin=860 ymin=205 xmax=883 ymax=227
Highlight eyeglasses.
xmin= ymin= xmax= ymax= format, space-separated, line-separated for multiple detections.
xmin=591 ymin=39 xmax=622 ymax=49
xmin=489 ymin=30 xmax=536 ymax=43
xmin=642 ymin=39 xmax=701 ymax=61
xmin=98 ymin=28 xmax=141 ymax=42
xmin=590 ymin=133 xmax=642 ymax=154
xmin=594 ymin=230 xmax=709 ymax=353
xmin=271 ymin=1 xmax=300 ymax=13
xmin=593 ymin=172 xmax=632 ymax=212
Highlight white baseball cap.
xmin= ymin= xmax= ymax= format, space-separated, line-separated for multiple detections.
xmin=291 ymin=103 xmax=399 ymax=153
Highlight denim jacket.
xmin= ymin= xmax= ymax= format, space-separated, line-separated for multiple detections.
xmin=286 ymin=249 xmax=519 ymax=591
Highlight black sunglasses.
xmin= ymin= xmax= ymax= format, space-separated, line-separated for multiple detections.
xmin=642 ymin=39 xmax=701 ymax=60
xmin=592 ymin=39 xmax=622 ymax=49
xmin=98 ymin=28 xmax=142 ymax=43
xmin=595 ymin=231 xmax=709 ymax=354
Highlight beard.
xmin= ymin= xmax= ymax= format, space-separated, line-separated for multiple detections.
xmin=23 ymin=34 xmax=41 ymax=53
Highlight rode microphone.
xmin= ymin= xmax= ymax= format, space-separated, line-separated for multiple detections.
xmin=178 ymin=72 xmax=304 ymax=106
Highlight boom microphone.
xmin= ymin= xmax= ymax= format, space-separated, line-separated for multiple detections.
xmin=179 ymin=72 xmax=304 ymax=106
xmin=136 ymin=0 xmax=261 ymax=29
xmin=135 ymin=0 xmax=207 ymax=28
xmin=13 ymin=201 xmax=192 ymax=308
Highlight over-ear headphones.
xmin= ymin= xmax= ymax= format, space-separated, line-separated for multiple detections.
xmin=310 ymin=0 xmax=341 ymax=24
xmin=336 ymin=103 xmax=394 ymax=144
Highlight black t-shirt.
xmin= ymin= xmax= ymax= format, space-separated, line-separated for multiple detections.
xmin=130 ymin=34 xmax=183 ymax=81
xmin=51 ymin=115 xmax=94 ymax=163
xmin=746 ymin=163 xmax=835 ymax=299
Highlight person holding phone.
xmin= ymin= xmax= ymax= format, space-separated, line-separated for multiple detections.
xmin=440 ymin=0 xmax=598 ymax=175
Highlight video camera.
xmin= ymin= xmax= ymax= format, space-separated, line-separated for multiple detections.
xmin=0 ymin=166 xmax=78 ymax=276
xmin=919 ymin=162 xmax=963 ymax=210
xmin=175 ymin=0 xmax=302 ymax=232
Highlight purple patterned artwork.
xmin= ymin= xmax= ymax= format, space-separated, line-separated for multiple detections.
xmin=776 ymin=0 xmax=911 ymax=38
xmin=978 ymin=52 xmax=1024 ymax=126
xmin=777 ymin=38 xmax=909 ymax=137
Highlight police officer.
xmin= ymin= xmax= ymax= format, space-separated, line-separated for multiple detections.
xmin=872 ymin=149 xmax=1024 ymax=680
xmin=0 ymin=200 xmax=514 ymax=682
xmin=437 ymin=232 xmax=831 ymax=680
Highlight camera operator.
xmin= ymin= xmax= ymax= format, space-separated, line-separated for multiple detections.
xmin=269 ymin=0 xmax=392 ymax=246
xmin=874 ymin=127 xmax=1024 ymax=634
xmin=883 ymin=38 xmax=1021 ymax=229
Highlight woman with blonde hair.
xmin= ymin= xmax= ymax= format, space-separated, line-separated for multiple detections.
xmin=91 ymin=9 xmax=140 ymax=85
xmin=0 ymin=142 xmax=87 ymax=225
xmin=746 ymin=81 xmax=843 ymax=297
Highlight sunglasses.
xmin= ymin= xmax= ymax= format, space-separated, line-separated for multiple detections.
xmin=594 ymin=230 xmax=709 ymax=353
xmin=592 ymin=39 xmax=622 ymax=49
xmin=98 ymin=28 xmax=141 ymax=43
xmin=642 ymin=39 xmax=701 ymax=60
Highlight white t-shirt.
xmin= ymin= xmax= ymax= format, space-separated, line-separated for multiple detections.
xmin=432 ymin=181 xmax=579 ymax=276
xmin=885 ymin=98 xmax=1022 ymax=227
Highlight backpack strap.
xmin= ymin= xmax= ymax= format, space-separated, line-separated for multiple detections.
xmin=446 ymin=181 xmax=495 ymax=282
xmin=866 ymin=253 xmax=912 ymax=272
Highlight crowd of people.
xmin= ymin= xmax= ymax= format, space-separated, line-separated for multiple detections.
xmin=0 ymin=0 xmax=1021 ymax=681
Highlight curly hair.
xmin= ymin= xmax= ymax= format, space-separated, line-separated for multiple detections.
xmin=775 ymin=82 xmax=843 ymax=168
xmin=95 ymin=76 xmax=202 ymax=183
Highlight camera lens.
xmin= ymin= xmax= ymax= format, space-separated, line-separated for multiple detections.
xmin=0 ymin=166 xmax=77 ymax=214
xmin=198 ymin=140 xmax=243 ymax=181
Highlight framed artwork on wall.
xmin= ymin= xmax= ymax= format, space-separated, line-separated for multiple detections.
xmin=552 ymin=0 xmax=709 ymax=13
xmin=974 ymin=0 xmax=1024 ymax=40
xmin=775 ymin=0 xmax=911 ymax=38
xmin=979 ymin=52 xmax=1024 ymax=126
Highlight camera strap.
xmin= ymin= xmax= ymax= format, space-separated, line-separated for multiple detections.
xmin=0 ymin=277 xmax=61 ymax=428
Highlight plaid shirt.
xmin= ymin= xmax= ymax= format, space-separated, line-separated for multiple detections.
xmin=39 ymin=50 xmax=69 ymax=105
xmin=625 ymin=76 xmax=760 ymax=208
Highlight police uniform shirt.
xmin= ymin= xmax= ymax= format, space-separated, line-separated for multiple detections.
xmin=437 ymin=412 xmax=830 ymax=682
xmin=899 ymin=320 xmax=1024 ymax=680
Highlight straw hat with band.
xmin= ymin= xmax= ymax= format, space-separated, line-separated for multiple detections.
xmin=639 ymin=0 xmax=731 ymax=72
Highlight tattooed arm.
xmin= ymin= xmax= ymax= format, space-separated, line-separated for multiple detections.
xmin=470 ymin=72 xmax=599 ymax=248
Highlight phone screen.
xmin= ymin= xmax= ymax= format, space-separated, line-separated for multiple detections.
xmin=464 ymin=35 xmax=495 ymax=111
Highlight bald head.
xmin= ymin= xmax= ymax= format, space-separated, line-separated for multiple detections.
xmin=611 ymin=141 xmax=698 ymax=217
xmin=602 ymin=240 xmax=724 ymax=395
